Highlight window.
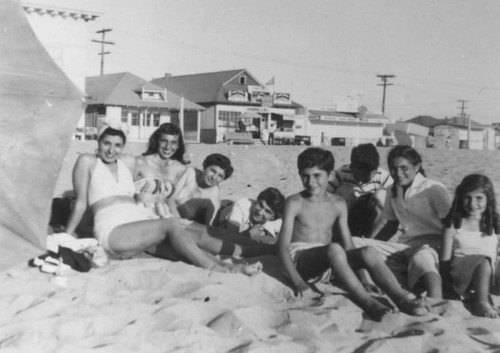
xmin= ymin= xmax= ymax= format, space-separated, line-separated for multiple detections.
xmin=121 ymin=109 xmax=128 ymax=123
xmin=218 ymin=110 xmax=241 ymax=128
xmin=239 ymin=76 xmax=246 ymax=85
xmin=153 ymin=114 xmax=160 ymax=127
xmin=97 ymin=106 xmax=106 ymax=115
xmin=145 ymin=115 xmax=151 ymax=126
xmin=131 ymin=112 xmax=139 ymax=126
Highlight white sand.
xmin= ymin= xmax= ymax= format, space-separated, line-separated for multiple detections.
xmin=2 ymin=142 xmax=500 ymax=352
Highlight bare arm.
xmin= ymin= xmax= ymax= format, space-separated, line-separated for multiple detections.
xmin=334 ymin=198 xmax=355 ymax=251
xmin=440 ymin=226 xmax=455 ymax=262
xmin=65 ymin=154 xmax=93 ymax=236
xmin=278 ymin=197 xmax=309 ymax=292
xmin=205 ymin=189 xmax=220 ymax=226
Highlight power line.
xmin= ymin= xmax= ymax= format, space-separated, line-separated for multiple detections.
xmin=92 ymin=28 xmax=115 ymax=76
xmin=377 ymin=74 xmax=395 ymax=114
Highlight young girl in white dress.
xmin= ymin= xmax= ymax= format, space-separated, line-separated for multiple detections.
xmin=440 ymin=174 xmax=500 ymax=318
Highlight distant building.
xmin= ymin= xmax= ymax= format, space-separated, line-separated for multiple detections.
xmin=85 ymin=72 xmax=205 ymax=141
xmin=405 ymin=116 xmax=495 ymax=150
xmin=151 ymin=69 xmax=303 ymax=144
xmin=306 ymin=106 xmax=391 ymax=146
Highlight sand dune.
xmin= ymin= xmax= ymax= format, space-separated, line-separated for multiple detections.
xmin=2 ymin=142 xmax=500 ymax=352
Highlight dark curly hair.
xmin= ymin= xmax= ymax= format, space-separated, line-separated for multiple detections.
xmin=143 ymin=123 xmax=188 ymax=164
xmin=203 ymin=153 xmax=233 ymax=179
xmin=443 ymin=174 xmax=499 ymax=235
xmin=387 ymin=145 xmax=426 ymax=198
xmin=257 ymin=187 xmax=286 ymax=219
xmin=98 ymin=127 xmax=126 ymax=144
xmin=351 ymin=143 xmax=379 ymax=171
xmin=297 ymin=147 xmax=334 ymax=173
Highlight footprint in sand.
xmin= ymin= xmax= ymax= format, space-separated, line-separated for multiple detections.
xmin=468 ymin=327 xmax=500 ymax=348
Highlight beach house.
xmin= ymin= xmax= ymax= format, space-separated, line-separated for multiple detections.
xmin=151 ymin=69 xmax=304 ymax=144
xmin=85 ymin=72 xmax=205 ymax=142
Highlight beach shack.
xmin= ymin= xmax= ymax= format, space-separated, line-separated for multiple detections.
xmin=306 ymin=107 xmax=391 ymax=146
xmin=433 ymin=117 xmax=495 ymax=150
xmin=85 ymin=73 xmax=205 ymax=142
xmin=151 ymin=69 xmax=304 ymax=144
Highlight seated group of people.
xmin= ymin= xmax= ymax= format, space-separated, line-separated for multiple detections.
xmin=57 ymin=121 xmax=500 ymax=320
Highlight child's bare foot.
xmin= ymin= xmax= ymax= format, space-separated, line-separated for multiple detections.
xmin=229 ymin=261 xmax=263 ymax=276
xmin=396 ymin=297 xmax=429 ymax=316
xmin=473 ymin=301 xmax=498 ymax=318
xmin=365 ymin=298 xmax=395 ymax=322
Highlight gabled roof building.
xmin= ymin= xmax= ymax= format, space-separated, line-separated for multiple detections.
xmin=152 ymin=69 xmax=304 ymax=144
xmin=85 ymin=72 xmax=204 ymax=141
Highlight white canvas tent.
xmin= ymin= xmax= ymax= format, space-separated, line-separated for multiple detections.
xmin=0 ymin=0 xmax=84 ymax=271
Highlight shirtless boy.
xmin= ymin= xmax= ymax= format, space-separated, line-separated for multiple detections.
xmin=278 ymin=147 xmax=427 ymax=321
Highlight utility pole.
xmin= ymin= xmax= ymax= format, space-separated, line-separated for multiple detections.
xmin=92 ymin=28 xmax=114 ymax=75
xmin=377 ymin=74 xmax=395 ymax=114
xmin=457 ymin=99 xmax=469 ymax=148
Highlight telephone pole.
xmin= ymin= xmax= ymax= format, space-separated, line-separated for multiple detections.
xmin=457 ymin=99 xmax=469 ymax=148
xmin=92 ymin=28 xmax=115 ymax=75
xmin=377 ymin=74 xmax=395 ymax=114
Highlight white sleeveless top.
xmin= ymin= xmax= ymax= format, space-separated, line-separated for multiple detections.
xmin=88 ymin=158 xmax=135 ymax=206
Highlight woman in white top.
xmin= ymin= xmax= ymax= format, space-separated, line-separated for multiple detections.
xmin=65 ymin=125 xmax=260 ymax=275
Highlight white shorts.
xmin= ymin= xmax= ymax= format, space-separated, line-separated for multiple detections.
xmin=94 ymin=204 xmax=150 ymax=255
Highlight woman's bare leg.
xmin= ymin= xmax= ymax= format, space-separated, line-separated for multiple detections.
xmin=109 ymin=219 xmax=261 ymax=275
xmin=109 ymin=219 xmax=225 ymax=271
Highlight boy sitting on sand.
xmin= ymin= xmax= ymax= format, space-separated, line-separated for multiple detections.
xmin=278 ymin=147 xmax=428 ymax=321
xmin=217 ymin=187 xmax=285 ymax=244
xmin=327 ymin=143 xmax=392 ymax=238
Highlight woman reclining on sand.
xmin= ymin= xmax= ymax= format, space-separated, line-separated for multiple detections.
xmin=64 ymin=124 xmax=261 ymax=275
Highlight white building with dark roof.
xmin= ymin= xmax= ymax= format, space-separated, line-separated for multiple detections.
xmin=152 ymin=69 xmax=304 ymax=144
xmin=86 ymin=72 xmax=205 ymax=141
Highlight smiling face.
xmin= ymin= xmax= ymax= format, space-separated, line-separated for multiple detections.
xmin=250 ymin=200 xmax=276 ymax=225
xmin=203 ymin=165 xmax=226 ymax=187
xmin=97 ymin=135 xmax=125 ymax=164
xmin=299 ymin=166 xmax=332 ymax=196
xmin=462 ymin=189 xmax=487 ymax=219
xmin=157 ymin=133 xmax=179 ymax=160
xmin=389 ymin=157 xmax=420 ymax=187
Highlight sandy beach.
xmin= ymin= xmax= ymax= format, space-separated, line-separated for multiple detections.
xmin=2 ymin=142 xmax=500 ymax=352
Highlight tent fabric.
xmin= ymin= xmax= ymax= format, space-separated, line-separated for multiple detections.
xmin=0 ymin=0 xmax=84 ymax=271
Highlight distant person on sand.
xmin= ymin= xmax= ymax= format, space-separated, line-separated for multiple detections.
xmin=354 ymin=145 xmax=451 ymax=299
xmin=260 ymin=126 xmax=269 ymax=145
xmin=440 ymin=174 xmax=500 ymax=317
xmin=217 ymin=187 xmax=285 ymax=244
xmin=172 ymin=153 xmax=233 ymax=225
xmin=278 ymin=147 xmax=428 ymax=321
xmin=64 ymin=123 xmax=261 ymax=275
xmin=327 ymin=143 xmax=392 ymax=238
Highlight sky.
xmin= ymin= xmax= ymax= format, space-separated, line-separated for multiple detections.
xmin=36 ymin=0 xmax=500 ymax=124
